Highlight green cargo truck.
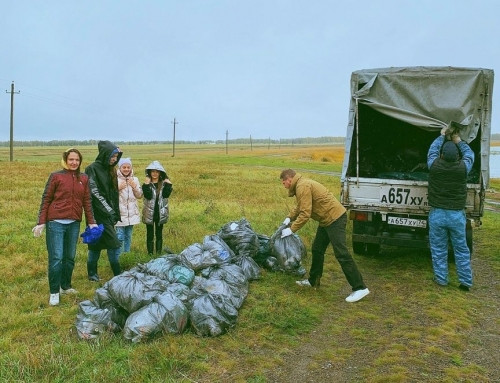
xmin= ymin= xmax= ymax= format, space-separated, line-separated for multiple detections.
xmin=340 ymin=67 xmax=494 ymax=255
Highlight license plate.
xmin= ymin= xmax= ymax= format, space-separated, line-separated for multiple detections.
xmin=380 ymin=186 xmax=428 ymax=207
xmin=387 ymin=216 xmax=427 ymax=228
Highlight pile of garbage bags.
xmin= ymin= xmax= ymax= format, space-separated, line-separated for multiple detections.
xmin=75 ymin=218 xmax=307 ymax=342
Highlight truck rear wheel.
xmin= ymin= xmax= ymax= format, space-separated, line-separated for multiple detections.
xmin=352 ymin=241 xmax=380 ymax=255
xmin=466 ymin=220 xmax=473 ymax=256
xmin=352 ymin=221 xmax=380 ymax=255
xmin=352 ymin=241 xmax=366 ymax=255
xmin=367 ymin=243 xmax=380 ymax=255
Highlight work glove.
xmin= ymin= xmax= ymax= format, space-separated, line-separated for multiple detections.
xmin=282 ymin=217 xmax=291 ymax=226
xmin=32 ymin=224 xmax=45 ymax=237
xmin=281 ymin=228 xmax=293 ymax=238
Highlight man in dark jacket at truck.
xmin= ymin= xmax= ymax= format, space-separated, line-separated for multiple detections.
xmin=427 ymin=127 xmax=474 ymax=290
xmin=85 ymin=140 xmax=123 ymax=280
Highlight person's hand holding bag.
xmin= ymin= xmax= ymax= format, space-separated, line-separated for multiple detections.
xmin=282 ymin=217 xmax=291 ymax=226
xmin=451 ymin=134 xmax=462 ymax=144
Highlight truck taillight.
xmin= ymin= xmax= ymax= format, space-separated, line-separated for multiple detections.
xmin=350 ymin=211 xmax=371 ymax=222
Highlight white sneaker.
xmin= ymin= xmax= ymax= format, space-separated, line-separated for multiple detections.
xmin=60 ymin=287 xmax=78 ymax=295
xmin=49 ymin=293 xmax=60 ymax=306
xmin=296 ymin=279 xmax=312 ymax=287
xmin=345 ymin=288 xmax=370 ymax=303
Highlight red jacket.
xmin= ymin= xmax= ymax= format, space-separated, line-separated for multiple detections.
xmin=37 ymin=169 xmax=96 ymax=225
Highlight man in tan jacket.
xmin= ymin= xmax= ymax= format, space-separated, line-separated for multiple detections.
xmin=280 ymin=169 xmax=370 ymax=303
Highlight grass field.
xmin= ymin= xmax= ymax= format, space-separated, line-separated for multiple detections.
xmin=0 ymin=143 xmax=499 ymax=382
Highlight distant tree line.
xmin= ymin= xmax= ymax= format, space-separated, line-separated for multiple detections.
xmin=2 ymin=134 xmax=499 ymax=147
xmin=0 ymin=136 xmax=346 ymax=147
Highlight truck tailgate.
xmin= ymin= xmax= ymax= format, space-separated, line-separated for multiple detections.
xmin=342 ymin=177 xmax=483 ymax=218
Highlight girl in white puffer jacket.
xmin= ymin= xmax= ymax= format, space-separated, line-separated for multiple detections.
xmin=115 ymin=157 xmax=143 ymax=253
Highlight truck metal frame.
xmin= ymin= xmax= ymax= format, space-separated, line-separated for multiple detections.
xmin=340 ymin=67 xmax=494 ymax=255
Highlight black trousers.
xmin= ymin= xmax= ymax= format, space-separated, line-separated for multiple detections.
xmin=308 ymin=213 xmax=366 ymax=291
xmin=146 ymin=222 xmax=163 ymax=255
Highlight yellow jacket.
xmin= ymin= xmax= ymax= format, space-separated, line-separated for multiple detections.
xmin=288 ymin=173 xmax=346 ymax=232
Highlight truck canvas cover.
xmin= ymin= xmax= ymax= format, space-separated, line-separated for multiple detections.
xmin=342 ymin=67 xmax=494 ymax=189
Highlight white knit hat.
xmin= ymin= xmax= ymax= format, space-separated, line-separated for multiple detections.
xmin=118 ymin=157 xmax=132 ymax=167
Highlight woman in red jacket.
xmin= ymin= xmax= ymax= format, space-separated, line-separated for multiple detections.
xmin=33 ymin=148 xmax=97 ymax=306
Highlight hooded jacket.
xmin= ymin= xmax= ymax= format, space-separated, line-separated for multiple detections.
xmin=142 ymin=160 xmax=172 ymax=225
xmin=116 ymin=167 xmax=143 ymax=226
xmin=84 ymin=140 xmax=122 ymax=226
xmin=287 ymin=173 xmax=346 ymax=232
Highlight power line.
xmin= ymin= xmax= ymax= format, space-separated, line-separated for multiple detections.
xmin=4 ymin=81 xmax=169 ymax=131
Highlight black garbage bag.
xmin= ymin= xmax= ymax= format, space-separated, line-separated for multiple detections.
xmin=190 ymin=275 xmax=206 ymax=289
xmin=254 ymin=234 xmax=272 ymax=265
xmin=106 ymin=271 xmax=169 ymax=313
xmin=123 ymin=292 xmax=188 ymax=343
xmin=269 ymin=224 xmax=307 ymax=276
xmin=123 ymin=302 xmax=164 ymax=342
xmin=136 ymin=255 xmax=180 ymax=280
xmin=138 ymin=255 xmax=195 ymax=286
xmin=164 ymin=282 xmax=191 ymax=303
xmin=263 ymin=256 xmax=281 ymax=272
xmin=202 ymin=263 xmax=248 ymax=288
xmin=202 ymin=263 xmax=249 ymax=309
xmin=203 ymin=234 xmax=236 ymax=263
xmin=188 ymin=278 xmax=239 ymax=337
xmin=217 ymin=218 xmax=260 ymax=259
xmin=233 ymin=254 xmax=261 ymax=281
xmin=179 ymin=240 xmax=231 ymax=271
xmin=167 ymin=264 xmax=195 ymax=286
xmin=75 ymin=300 xmax=119 ymax=340
xmin=93 ymin=285 xmax=129 ymax=328
xmin=154 ymin=292 xmax=189 ymax=334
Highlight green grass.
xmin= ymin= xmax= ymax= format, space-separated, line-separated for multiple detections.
xmin=0 ymin=144 xmax=498 ymax=382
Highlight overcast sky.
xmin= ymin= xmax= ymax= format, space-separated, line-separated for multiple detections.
xmin=1 ymin=1 xmax=499 ymax=142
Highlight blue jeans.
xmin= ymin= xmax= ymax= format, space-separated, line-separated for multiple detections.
xmin=87 ymin=247 xmax=121 ymax=277
xmin=429 ymin=208 xmax=472 ymax=287
xmin=46 ymin=220 xmax=80 ymax=294
xmin=116 ymin=225 xmax=134 ymax=253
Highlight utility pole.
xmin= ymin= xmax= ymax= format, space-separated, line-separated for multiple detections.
xmin=5 ymin=81 xmax=20 ymax=162
xmin=225 ymin=130 xmax=228 ymax=154
xmin=171 ymin=118 xmax=179 ymax=157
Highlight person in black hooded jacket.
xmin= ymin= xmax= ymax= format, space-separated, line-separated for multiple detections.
xmin=141 ymin=160 xmax=173 ymax=255
xmin=84 ymin=140 xmax=123 ymax=280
